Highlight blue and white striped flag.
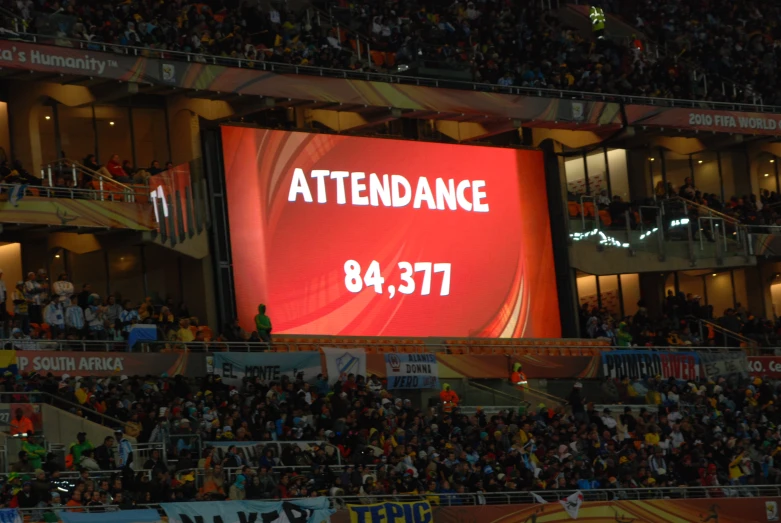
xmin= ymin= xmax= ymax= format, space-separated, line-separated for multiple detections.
xmin=8 ymin=184 xmax=27 ymax=206
xmin=0 ymin=509 xmax=22 ymax=523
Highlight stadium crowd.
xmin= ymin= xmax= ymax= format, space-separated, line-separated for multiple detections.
xmin=3 ymin=267 xmax=216 ymax=348
xmin=627 ymin=0 xmax=781 ymax=105
xmin=0 ymin=0 xmax=754 ymax=103
xmin=579 ymin=290 xmax=779 ymax=348
xmin=0 ymin=366 xmax=776 ymax=514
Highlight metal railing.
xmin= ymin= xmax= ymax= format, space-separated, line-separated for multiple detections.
xmin=569 ymin=196 xmax=752 ymax=263
xmin=6 ymin=484 xmax=780 ymax=522
xmin=0 ymin=182 xmax=147 ymax=203
xmin=1 ymin=33 xmax=780 ymax=113
xmin=0 ymin=392 xmax=128 ymax=431
xmin=7 ymin=338 xmax=773 ymax=353
xmin=41 ymin=158 xmax=145 ymax=202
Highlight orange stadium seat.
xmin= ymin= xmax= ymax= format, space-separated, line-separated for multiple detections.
xmin=582 ymin=201 xmax=596 ymax=217
xmin=599 ymin=210 xmax=612 ymax=226
xmin=568 ymin=201 xmax=581 ymax=217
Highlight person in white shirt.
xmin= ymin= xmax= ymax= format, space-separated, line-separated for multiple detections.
xmin=43 ymin=298 xmax=66 ymax=337
xmin=84 ymin=294 xmax=107 ymax=340
xmin=600 ymin=408 xmax=617 ymax=430
xmin=52 ymin=273 xmax=74 ymax=304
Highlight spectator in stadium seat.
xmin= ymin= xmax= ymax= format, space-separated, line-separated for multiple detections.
xmin=43 ymin=298 xmax=66 ymax=338
xmin=569 ymin=382 xmax=586 ymax=423
xmin=12 ymin=280 xmax=29 ymax=335
xmin=15 ymin=481 xmax=38 ymax=509
xmin=98 ymin=154 xmax=131 ymax=183
xmin=24 ymin=271 xmax=44 ymax=324
xmin=82 ymin=155 xmax=100 ymax=173
xmin=254 ymin=304 xmax=272 ymax=343
xmin=65 ymin=295 xmax=85 ymax=338
xmin=228 ymin=474 xmax=247 ymax=501
xmin=6 ymin=160 xmax=41 ymax=186
xmin=69 ymin=432 xmax=93 ymax=467
xmin=52 ymin=273 xmax=74 ymax=304
xmin=77 ymin=283 xmax=91 ymax=310
xmin=94 ymin=436 xmax=115 ymax=470
xmin=148 ymin=161 xmax=164 ymax=176
xmin=65 ymin=490 xmax=83 ymax=511
xmin=22 ymin=432 xmax=47 ymax=470
xmin=223 ymin=318 xmax=249 ymax=342
xmin=118 ymin=299 xmax=139 ymax=340
xmin=10 ymin=408 xmax=33 ymax=436
xmin=104 ymin=295 xmax=123 ymax=331
xmin=121 ymin=160 xmax=135 ymax=179
xmin=10 ymin=450 xmax=33 ymax=473
xmin=84 ymin=294 xmax=107 ymax=340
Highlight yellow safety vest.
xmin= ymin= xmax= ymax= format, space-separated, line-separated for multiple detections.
xmin=589 ymin=6 xmax=605 ymax=32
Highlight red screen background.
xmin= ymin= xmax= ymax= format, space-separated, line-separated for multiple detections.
xmin=221 ymin=127 xmax=561 ymax=338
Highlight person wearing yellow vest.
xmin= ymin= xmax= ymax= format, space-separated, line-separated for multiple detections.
xmin=589 ymin=3 xmax=606 ymax=40
xmin=439 ymin=383 xmax=459 ymax=413
xmin=510 ymin=362 xmax=528 ymax=391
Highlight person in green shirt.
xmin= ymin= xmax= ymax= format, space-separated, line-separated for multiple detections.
xmin=254 ymin=304 xmax=272 ymax=344
xmin=616 ymin=322 xmax=632 ymax=347
xmin=69 ymin=432 xmax=94 ymax=467
xmin=22 ymin=433 xmax=47 ymax=470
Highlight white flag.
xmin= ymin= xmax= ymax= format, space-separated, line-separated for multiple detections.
xmin=9 ymin=184 xmax=27 ymax=206
xmin=560 ymin=491 xmax=584 ymax=519
xmin=531 ymin=492 xmax=548 ymax=504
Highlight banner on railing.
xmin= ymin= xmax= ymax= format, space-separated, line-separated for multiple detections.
xmin=60 ymin=509 xmax=161 ymax=523
xmin=384 ymin=353 xmax=439 ymax=390
xmin=600 ymin=350 xmax=701 ymax=380
xmin=322 ymin=347 xmax=366 ymax=384
xmin=748 ymin=356 xmax=781 ymax=378
xmin=15 ymin=351 xmax=205 ymax=377
xmin=333 ymin=496 xmax=780 ymax=523
xmin=0 ymin=509 xmax=20 ymax=523
xmin=0 ymin=196 xmax=156 ymax=230
xmin=348 ymin=501 xmax=432 ymax=523
xmin=207 ymin=352 xmax=321 ymax=386
xmin=0 ymin=350 xmax=17 ymax=376
xmin=700 ymin=352 xmax=749 ymax=380
xmin=626 ymin=105 xmax=781 ymax=136
xmin=162 ymin=498 xmax=334 ymax=523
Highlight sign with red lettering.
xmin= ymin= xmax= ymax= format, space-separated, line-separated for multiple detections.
xmin=601 ymin=351 xmax=701 ymax=380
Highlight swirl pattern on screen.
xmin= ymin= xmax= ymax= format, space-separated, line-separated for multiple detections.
xmin=221 ymin=127 xmax=561 ymax=338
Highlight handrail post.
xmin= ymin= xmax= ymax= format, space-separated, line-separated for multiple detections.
xmin=47 ymin=165 xmax=53 ymax=187
xmin=72 ymin=164 xmax=77 ymax=187
xmin=99 ymin=177 xmax=104 ymax=201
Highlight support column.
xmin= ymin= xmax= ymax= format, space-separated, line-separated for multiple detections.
xmin=540 ymin=139 xmax=578 ymax=337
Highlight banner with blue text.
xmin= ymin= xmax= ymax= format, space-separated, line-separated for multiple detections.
xmin=348 ymin=501 xmax=432 ymax=523
xmin=385 ymin=353 xmax=439 ymax=389
xmin=162 ymin=499 xmax=334 ymax=523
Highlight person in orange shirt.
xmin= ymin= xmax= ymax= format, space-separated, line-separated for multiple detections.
xmin=65 ymin=490 xmax=84 ymax=511
xmin=439 ymin=383 xmax=459 ymax=413
xmin=510 ymin=362 xmax=528 ymax=391
xmin=10 ymin=408 xmax=33 ymax=436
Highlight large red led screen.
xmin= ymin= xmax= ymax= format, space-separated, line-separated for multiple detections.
xmin=221 ymin=127 xmax=560 ymax=338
